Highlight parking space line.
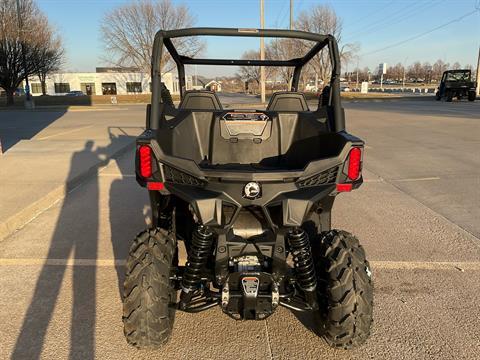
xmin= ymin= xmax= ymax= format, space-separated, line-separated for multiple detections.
xmin=391 ymin=177 xmax=441 ymax=182
xmin=36 ymin=125 xmax=94 ymax=140
xmin=370 ymin=261 xmax=480 ymax=271
xmin=0 ymin=258 xmax=479 ymax=271
xmin=0 ymin=258 xmax=124 ymax=266
xmin=98 ymin=173 xmax=136 ymax=178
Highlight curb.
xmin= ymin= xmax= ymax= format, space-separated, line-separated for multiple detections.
xmin=0 ymin=141 xmax=136 ymax=242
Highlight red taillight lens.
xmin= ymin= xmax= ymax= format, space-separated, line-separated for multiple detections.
xmin=347 ymin=147 xmax=362 ymax=180
xmin=139 ymin=145 xmax=152 ymax=178
xmin=336 ymin=183 xmax=352 ymax=192
xmin=147 ymin=182 xmax=164 ymax=191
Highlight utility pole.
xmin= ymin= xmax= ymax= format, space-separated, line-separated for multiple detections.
xmin=260 ymin=0 xmax=265 ymax=103
xmin=355 ymin=61 xmax=359 ymax=91
xmin=476 ymin=46 xmax=480 ymax=96
xmin=402 ymin=57 xmax=408 ymax=92
xmin=16 ymin=0 xmax=34 ymax=109
xmin=290 ymin=0 xmax=293 ymax=30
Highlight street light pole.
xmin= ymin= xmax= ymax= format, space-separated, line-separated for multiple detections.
xmin=356 ymin=60 xmax=359 ymax=91
xmin=16 ymin=0 xmax=34 ymax=108
xmin=476 ymin=46 xmax=480 ymax=96
xmin=290 ymin=0 xmax=293 ymax=30
xmin=260 ymin=0 xmax=265 ymax=103
xmin=402 ymin=57 xmax=408 ymax=92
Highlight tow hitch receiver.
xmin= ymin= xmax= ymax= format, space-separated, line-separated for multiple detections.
xmin=222 ymin=273 xmax=277 ymax=320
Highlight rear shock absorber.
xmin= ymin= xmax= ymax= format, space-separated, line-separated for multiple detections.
xmin=288 ymin=227 xmax=318 ymax=309
xmin=180 ymin=225 xmax=214 ymax=306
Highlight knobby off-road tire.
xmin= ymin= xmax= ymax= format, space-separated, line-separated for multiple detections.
xmin=446 ymin=91 xmax=453 ymax=102
xmin=123 ymin=228 xmax=177 ymax=349
xmin=313 ymin=230 xmax=373 ymax=349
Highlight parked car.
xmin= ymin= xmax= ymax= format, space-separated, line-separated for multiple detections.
xmin=65 ymin=90 xmax=85 ymax=97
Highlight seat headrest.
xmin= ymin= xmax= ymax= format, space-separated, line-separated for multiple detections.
xmin=179 ymin=90 xmax=223 ymax=110
xmin=266 ymin=91 xmax=309 ymax=112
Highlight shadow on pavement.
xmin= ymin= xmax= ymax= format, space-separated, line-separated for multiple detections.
xmin=11 ymin=131 xmax=142 ymax=359
xmin=0 ymin=108 xmax=69 ymax=152
xmin=11 ymin=140 xmax=100 ymax=359
xmin=107 ymin=131 xmax=150 ymax=298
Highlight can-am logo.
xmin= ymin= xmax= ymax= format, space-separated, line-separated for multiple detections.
xmin=243 ymin=182 xmax=261 ymax=199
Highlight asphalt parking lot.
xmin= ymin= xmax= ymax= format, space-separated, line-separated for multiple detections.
xmin=0 ymin=98 xmax=479 ymax=359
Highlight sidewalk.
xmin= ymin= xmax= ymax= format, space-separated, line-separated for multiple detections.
xmin=0 ymin=107 xmax=144 ymax=240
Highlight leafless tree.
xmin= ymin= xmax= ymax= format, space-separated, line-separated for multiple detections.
xmin=432 ymin=59 xmax=449 ymax=81
xmin=35 ymin=19 xmax=64 ymax=95
xmin=451 ymin=62 xmax=461 ymax=70
xmin=387 ymin=63 xmax=404 ymax=82
xmin=236 ymin=49 xmax=276 ymax=92
xmin=295 ymin=5 xmax=358 ymax=84
xmin=268 ymin=38 xmax=299 ymax=86
xmin=0 ymin=0 xmax=62 ymax=105
xmin=407 ymin=62 xmax=423 ymax=82
xmin=101 ymin=0 xmax=204 ymax=74
xmin=422 ymin=62 xmax=432 ymax=83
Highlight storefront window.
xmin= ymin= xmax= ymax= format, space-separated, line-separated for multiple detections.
xmin=126 ymin=82 xmax=142 ymax=93
xmin=31 ymin=83 xmax=42 ymax=94
xmin=102 ymin=83 xmax=117 ymax=95
xmin=54 ymin=83 xmax=70 ymax=93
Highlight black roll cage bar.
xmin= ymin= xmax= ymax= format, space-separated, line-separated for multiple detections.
xmin=150 ymin=27 xmax=345 ymax=132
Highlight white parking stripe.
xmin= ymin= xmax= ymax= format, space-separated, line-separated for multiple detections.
xmin=0 ymin=258 xmax=123 ymax=266
xmin=392 ymin=177 xmax=441 ymax=182
xmin=370 ymin=261 xmax=480 ymax=271
xmin=0 ymin=258 xmax=479 ymax=271
xmin=36 ymin=125 xmax=94 ymax=140
xmin=98 ymin=173 xmax=136 ymax=178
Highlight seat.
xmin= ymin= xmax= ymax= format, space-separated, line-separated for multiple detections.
xmin=266 ymin=91 xmax=309 ymax=112
xmin=319 ymin=85 xmax=330 ymax=108
xmin=179 ymin=90 xmax=223 ymax=110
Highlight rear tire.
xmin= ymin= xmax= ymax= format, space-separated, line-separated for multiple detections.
xmin=312 ymin=230 xmax=373 ymax=349
xmin=435 ymin=92 xmax=441 ymax=101
xmin=446 ymin=91 xmax=453 ymax=102
xmin=468 ymin=91 xmax=476 ymax=102
xmin=123 ymin=228 xmax=177 ymax=349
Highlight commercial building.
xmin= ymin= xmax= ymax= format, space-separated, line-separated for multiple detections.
xmin=25 ymin=68 xmax=190 ymax=96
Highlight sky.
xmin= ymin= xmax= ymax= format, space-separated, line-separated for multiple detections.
xmin=37 ymin=0 xmax=480 ymax=77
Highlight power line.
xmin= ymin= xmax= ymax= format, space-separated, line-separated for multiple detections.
xmin=342 ymin=0 xmax=396 ymax=32
xmin=362 ymin=8 xmax=479 ymax=56
xmin=344 ymin=0 xmax=439 ymax=42
xmin=274 ymin=0 xmax=288 ymax=27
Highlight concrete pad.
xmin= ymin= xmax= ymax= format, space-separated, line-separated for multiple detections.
xmin=265 ymin=268 xmax=480 ymax=360
xmin=0 ymin=108 xmax=145 ymax=240
xmin=0 ymin=266 xmax=271 ymax=360
xmin=334 ymin=179 xmax=480 ymax=262
xmin=1 ymin=100 xmax=479 ymax=359
xmin=345 ymin=100 xmax=480 ymax=238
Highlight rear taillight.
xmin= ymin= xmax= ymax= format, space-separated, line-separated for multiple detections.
xmin=347 ymin=147 xmax=362 ymax=180
xmin=139 ymin=145 xmax=152 ymax=178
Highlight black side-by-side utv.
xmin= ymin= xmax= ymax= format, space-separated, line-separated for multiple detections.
xmin=123 ymin=28 xmax=373 ymax=350
xmin=435 ymin=69 xmax=477 ymax=102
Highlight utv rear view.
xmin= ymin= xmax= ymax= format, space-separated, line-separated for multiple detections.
xmin=123 ymin=28 xmax=373 ymax=350
xmin=436 ymin=69 xmax=476 ymax=102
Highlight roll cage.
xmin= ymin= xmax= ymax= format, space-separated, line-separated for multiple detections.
xmin=150 ymin=27 xmax=345 ymax=132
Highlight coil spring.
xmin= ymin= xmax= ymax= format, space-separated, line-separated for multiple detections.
xmin=288 ymin=228 xmax=317 ymax=292
xmin=181 ymin=225 xmax=214 ymax=292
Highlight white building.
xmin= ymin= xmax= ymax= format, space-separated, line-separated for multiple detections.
xmin=26 ymin=68 xmax=187 ymax=96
